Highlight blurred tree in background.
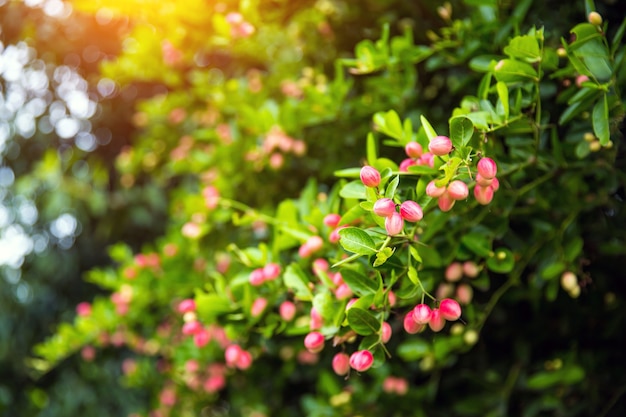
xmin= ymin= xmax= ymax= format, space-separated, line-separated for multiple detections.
xmin=1 ymin=0 xmax=625 ymax=416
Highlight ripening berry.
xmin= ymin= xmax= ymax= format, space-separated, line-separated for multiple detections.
xmin=360 ymin=166 xmax=381 ymax=188
xmin=323 ymin=213 xmax=341 ymax=228
xmin=385 ymin=212 xmax=405 ymax=235
xmin=412 ymin=303 xmax=432 ymax=324
xmin=477 ymin=157 xmax=497 ymax=179
xmin=403 ymin=311 xmax=424 ymax=334
xmin=426 ymin=180 xmax=446 ymax=198
xmin=474 ymin=184 xmax=494 ymax=205
xmin=437 ymin=191 xmax=455 ymax=212
xmin=306 ymin=235 xmax=324 ymax=253
xmin=335 ymin=283 xmax=353 ymax=300
xmin=310 ymin=307 xmax=323 ymax=330
xmin=80 ymin=345 xmax=95 ymax=361
xmin=447 ymin=180 xmax=469 ymax=200
xmin=279 ymin=301 xmax=296 ymax=321
xmin=182 ymin=320 xmax=203 ymax=336
xmin=251 ymin=297 xmax=267 ymax=317
xmin=475 ymin=173 xmax=493 ymax=187
xmin=225 ymin=344 xmax=243 ymax=367
xmin=374 ymin=198 xmax=397 ymax=217
xmin=312 ymin=258 xmax=329 ymax=274
xmin=400 ymin=200 xmax=423 ymax=222
xmin=428 ymin=308 xmax=445 ymax=332
xmin=439 ymin=298 xmax=462 ymax=321
xmin=387 ymin=290 xmax=397 ymax=307
xmin=399 ymin=158 xmax=417 ymax=172
xmin=419 ymin=152 xmax=435 ymax=167
xmin=490 ymin=177 xmax=500 ymax=192
xmin=249 ymin=268 xmax=266 ymax=286
xmin=588 ymin=11 xmax=603 ymax=26
xmin=236 ymin=350 xmax=253 ymax=370
xmin=428 ymin=135 xmax=453 ymax=156
xmin=560 ymin=271 xmax=578 ymax=292
xmin=463 ymin=261 xmax=480 ymax=278
xmin=304 ymin=331 xmax=325 ymax=353
xmin=76 ymin=302 xmax=92 ymax=317
xmin=263 ymin=263 xmax=281 ymax=280
xmin=332 ymin=352 xmax=351 ymax=376
xmin=445 ymin=262 xmax=463 ymax=282
xmin=455 ymin=284 xmax=473 ymax=305
xmin=381 ymin=322 xmax=392 ymax=343
xmin=194 ymin=328 xmax=211 ymax=348
xmin=177 ymin=299 xmax=196 ymax=314
xmin=350 ymin=350 xmax=374 ymax=372
xmin=405 ymin=142 xmax=423 ymax=158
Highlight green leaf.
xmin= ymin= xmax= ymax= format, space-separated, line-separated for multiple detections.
xmin=385 ymin=175 xmax=400 ymax=199
xmin=283 ymin=264 xmax=313 ymax=300
xmin=526 ymin=365 xmax=585 ymax=390
xmin=338 ymin=227 xmax=378 ymax=256
xmin=196 ymin=293 xmax=234 ymax=321
xmin=461 ymin=232 xmax=493 ymax=257
xmin=449 ymin=116 xmax=474 ymax=148
xmin=338 ymin=204 xmax=367 ymax=226
xmin=486 ymin=248 xmax=515 ymax=273
xmin=420 ymin=115 xmax=438 ymax=140
xmin=493 ymin=59 xmax=538 ymax=83
xmin=373 ymin=247 xmax=394 ymax=267
xmin=503 ymin=34 xmax=541 ymax=63
xmin=541 ymin=261 xmax=566 ymax=280
xmin=397 ymin=339 xmax=430 ymax=361
xmin=496 ymin=81 xmax=510 ymax=119
xmin=346 ymin=307 xmax=381 ymax=335
xmin=340 ymin=269 xmax=379 ymax=296
xmin=333 ymin=168 xmax=362 ymax=178
xmin=366 ymin=132 xmax=377 ymax=165
xmin=592 ymin=95 xmax=610 ymax=145
xmin=406 ymin=164 xmax=439 ymax=175
xmin=339 ymin=181 xmax=367 ymax=200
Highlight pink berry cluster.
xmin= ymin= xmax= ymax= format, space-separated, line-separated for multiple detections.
xmin=248 ymin=262 xmax=281 ymax=286
xmin=373 ymin=197 xmax=424 ymax=235
xmin=225 ymin=12 xmax=255 ymax=38
xmin=436 ymin=261 xmax=481 ymax=305
xmin=403 ymin=298 xmax=462 ymax=334
xmin=474 ymin=157 xmax=500 ymax=205
xmin=323 ymin=213 xmax=347 ymax=244
xmin=425 ymin=179 xmax=469 ymax=212
xmin=399 ymin=141 xmax=435 ymax=171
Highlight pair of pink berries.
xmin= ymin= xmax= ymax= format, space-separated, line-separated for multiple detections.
xmin=404 ymin=298 xmax=461 ymax=333
xmin=224 ymin=344 xmax=253 ymax=370
xmin=299 ymin=235 xmax=324 ymax=258
xmin=323 ymin=213 xmax=346 ymax=244
xmin=399 ymin=142 xmax=435 ymax=171
xmin=373 ymin=198 xmax=424 ymax=235
xmin=248 ymin=263 xmax=281 ymax=286
xmin=474 ymin=157 xmax=499 ymax=205
xmin=426 ymin=179 xmax=469 ymax=212
xmin=332 ymin=350 xmax=374 ymax=375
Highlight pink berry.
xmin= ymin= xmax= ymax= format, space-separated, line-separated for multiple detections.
xmin=477 ymin=157 xmax=497 ymax=179
xmin=385 ymin=212 xmax=405 ymax=235
xmin=426 ymin=180 xmax=446 ymax=198
xmin=412 ymin=304 xmax=432 ymax=324
xmin=419 ymin=152 xmax=435 ymax=167
xmin=462 ymin=261 xmax=480 ymax=278
xmin=360 ymin=166 xmax=381 ymax=188
xmin=323 ymin=213 xmax=341 ymax=228
xmin=349 ymin=350 xmax=374 ymax=372
xmin=405 ymin=142 xmax=423 ymax=158
xmin=439 ymin=298 xmax=462 ymax=321
xmin=182 ymin=320 xmax=202 ymax=336
xmin=332 ymin=352 xmax=351 ymax=376
xmin=490 ymin=177 xmax=500 ymax=192
xmin=399 ymin=158 xmax=417 ymax=172
xmin=403 ymin=311 xmax=424 ymax=334
xmin=437 ymin=191 xmax=455 ymax=212
xmin=194 ymin=328 xmax=211 ymax=347
xmin=310 ymin=307 xmax=323 ymax=330
xmin=177 ymin=299 xmax=196 ymax=314
xmin=387 ymin=290 xmax=397 ymax=307
xmin=455 ymin=284 xmax=473 ymax=305
xmin=279 ymin=301 xmax=296 ymax=321
xmin=400 ymin=200 xmax=423 ymax=222
xmin=76 ymin=302 xmax=92 ymax=317
xmin=428 ymin=308 xmax=445 ymax=332
xmin=474 ymin=184 xmax=494 ymax=205
xmin=428 ymin=135 xmax=452 ymax=156
xmin=225 ymin=344 xmax=242 ymax=367
xmin=236 ymin=350 xmax=253 ymax=370
xmin=263 ymin=263 xmax=281 ymax=280
xmin=475 ymin=173 xmax=493 ymax=187
xmin=447 ymin=180 xmax=469 ymax=200
xmin=381 ymin=322 xmax=392 ymax=343
xmin=312 ymin=258 xmax=329 ymax=274
xmin=445 ymin=262 xmax=463 ymax=282
xmin=306 ymin=235 xmax=324 ymax=253
xmin=373 ymin=198 xmax=397 ymax=217
xmin=251 ymin=297 xmax=267 ymax=317
xmin=335 ymin=283 xmax=353 ymax=300
xmin=249 ymin=268 xmax=265 ymax=286
xmin=304 ymin=331 xmax=325 ymax=353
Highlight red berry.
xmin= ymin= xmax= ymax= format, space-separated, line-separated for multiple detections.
xmin=428 ymin=308 xmax=445 ymax=332
xmin=474 ymin=184 xmax=494 ymax=205
xmin=76 ymin=302 xmax=92 ymax=317
xmin=360 ymin=166 xmax=381 ymax=188
xmin=193 ymin=328 xmax=211 ymax=347
xmin=304 ymin=331 xmax=325 ymax=353
xmin=385 ymin=212 xmax=404 ymax=235
xmin=349 ymin=350 xmax=374 ymax=372
xmin=399 ymin=158 xmax=417 ymax=172
xmin=445 ymin=262 xmax=463 ymax=282
xmin=475 ymin=173 xmax=493 ymax=187
xmin=428 ymin=136 xmax=452 ymax=156
xmin=400 ymin=200 xmax=423 ymax=222
xmin=236 ymin=350 xmax=253 ymax=370
xmin=279 ymin=301 xmax=296 ymax=321
xmin=412 ymin=304 xmax=432 ymax=324
xmin=437 ymin=191 xmax=455 ymax=212
xmin=249 ymin=268 xmax=265 ymax=286
xmin=426 ymin=180 xmax=446 ymax=198
xmin=439 ymin=298 xmax=462 ymax=321
xmin=263 ymin=263 xmax=281 ymax=280
xmin=381 ymin=322 xmax=392 ymax=343
xmin=405 ymin=142 xmax=423 ymax=158
xmin=477 ymin=157 xmax=497 ymax=179
xmin=332 ymin=352 xmax=351 ymax=376
xmin=323 ymin=213 xmax=341 ymax=228
xmin=403 ymin=311 xmax=424 ymax=334
xmin=447 ymin=180 xmax=469 ymax=200
xmin=373 ymin=198 xmax=397 ymax=217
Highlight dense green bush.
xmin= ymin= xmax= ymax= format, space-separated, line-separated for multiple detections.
xmin=2 ymin=0 xmax=625 ymax=416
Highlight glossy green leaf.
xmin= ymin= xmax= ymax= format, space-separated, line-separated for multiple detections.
xmin=420 ymin=115 xmax=438 ymax=140
xmin=346 ymin=307 xmax=381 ymax=335
xmin=340 ymin=269 xmax=379 ymax=296
xmin=496 ymin=81 xmax=510 ymax=119
xmin=461 ymin=232 xmax=493 ymax=257
xmin=592 ymin=95 xmax=610 ymax=145
xmin=449 ymin=116 xmax=474 ymax=148
xmin=339 ymin=181 xmax=367 ymax=200
xmin=338 ymin=227 xmax=378 ymax=256
xmin=503 ymin=34 xmax=541 ymax=63
xmin=397 ymin=339 xmax=430 ymax=361
xmin=283 ymin=264 xmax=313 ymax=300
xmin=493 ymin=59 xmax=538 ymax=83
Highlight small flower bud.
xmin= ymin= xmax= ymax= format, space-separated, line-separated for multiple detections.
xmin=428 ymin=135 xmax=452 ymax=156
xmin=373 ymin=198 xmax=397 ymax=217
xmin=477 ymin=157 xmax=497 ymax=179
xmin=400 ymin=200 xmax=423 ymax=222
xmin=236 ymin=350 xmax=253 ymax=370
xmin=447 ymin=180 xmax=469 ymax=200
xmin=332 ymin=353 xmax=351 ymax=376
xmin=490 ymin=177 xmax=500 ymax=192
xmin=412 ymin=304 xmax=432 ymax=324
xmin=426 ymin=180 xmax=446 ymax=198
xmin=225 ymin=344 xmax=243 ymax=367
xmin=182 ymin=320 xmax=203 ymax=336
xmin=304 ymin=331 xmax=325 ymax=353
xmin=439 ymin=298 xmax=462 ymax=321
xmin=405 ymin=142 xmax=423 ymax=158
xmin=385 ymin=212 xmax=405 ymax=235
xmin=177 ymin=299 xmax=196 ymax=314
xmin=360 ymin=166 xmax=381 ymax=188
xmin=335 ymin=283 xmax=353 ymax=300
xmin=350 ymin=350 xmax=374 ymax=372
